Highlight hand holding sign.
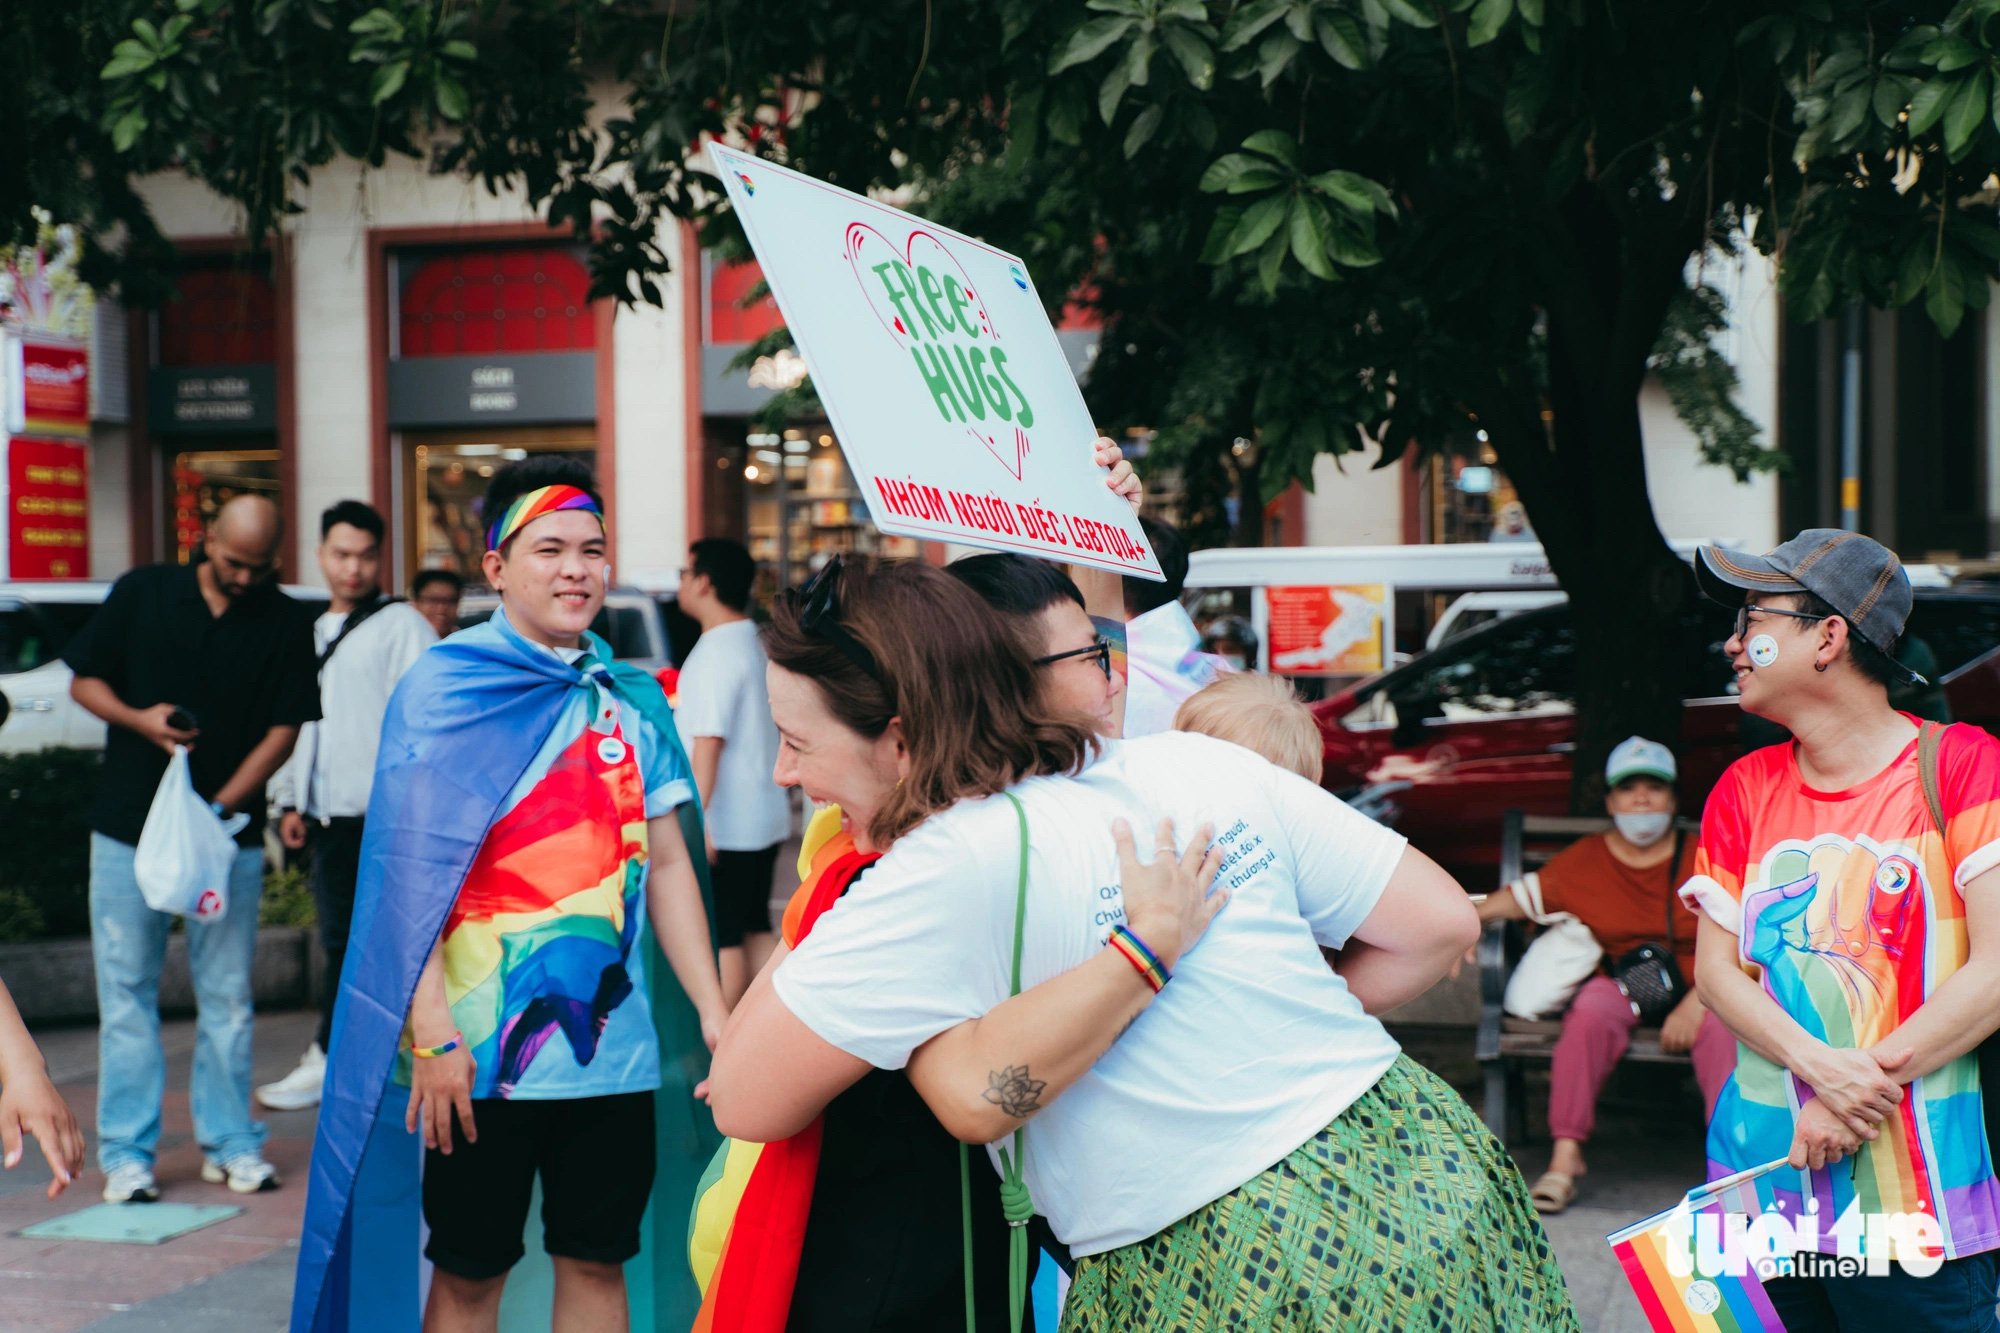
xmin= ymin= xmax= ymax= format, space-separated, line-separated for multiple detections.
xmin=710 ymin=143 xmax=1161 ymax=581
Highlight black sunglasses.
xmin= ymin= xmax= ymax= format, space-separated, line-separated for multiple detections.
xmin=1034 ymin=637 xmax=1112 ymax=680
xmin=788 ymin=556 xmax=882 ymax=680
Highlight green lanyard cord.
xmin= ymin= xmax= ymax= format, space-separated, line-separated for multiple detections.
xmin=962 ymin=792 xmax=1035 ymax=1333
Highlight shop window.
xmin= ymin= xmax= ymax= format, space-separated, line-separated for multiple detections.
xmin=157 ymin=267 xmax=277 ymax=366
xmin=410 ymin=434 xmax=597 ymax=585
xmin=721 ymin=425 xmax=917 ymax=596
xmin=1427 ymin=450 xmax=1532 ymax=545
xmin=169 ymin=450 xmax=282 ymax=564
xmin=398 ymin=247 xmax=596 ymax=357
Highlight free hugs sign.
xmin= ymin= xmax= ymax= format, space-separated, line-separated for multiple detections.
xmin=709 ymin=143 xmax=1161 ymax=580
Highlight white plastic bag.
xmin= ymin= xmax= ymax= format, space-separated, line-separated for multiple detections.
xmin=134 ymin=746 xmax=250 ymax=920
xmin=1500 ymin=872 xmax=1604 ymax=1020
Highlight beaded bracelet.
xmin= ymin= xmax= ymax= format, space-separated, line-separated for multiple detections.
xmin=1107 ymin=924 xmax=1171 ymax=993
xmin=411 ymin=1032 xmax=464 ymax=1060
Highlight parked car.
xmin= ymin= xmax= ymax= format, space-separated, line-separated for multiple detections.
xmin=1314 ymin=585 xmax=2000 ymax=885
xmin=1424 ymin=591 xmax=1565 ymax=652
xmin=0 ymin=582 xmax=111 ymax=753
xmin=0 ymin=578 xmax=329 ymax=755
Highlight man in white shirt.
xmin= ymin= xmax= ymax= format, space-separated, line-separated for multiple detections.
xmin=674 ymin=538 xmax=790 ymax=1004
xmin=258 ymin=501 xmax=436 ymax=1110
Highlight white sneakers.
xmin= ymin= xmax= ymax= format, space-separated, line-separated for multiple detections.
xmin=102 ymin=1153 xmax=279 ymax=1201
xmin=255 ymin=1042 xmax=325 ymax=1111
xmin=102 ymin=1162 xmax=160 ymax=1204
xmin=201 ymin=1152 xmax=280 ymax=1194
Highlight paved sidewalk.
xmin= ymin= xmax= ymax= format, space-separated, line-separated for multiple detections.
xmin=0 ymin=1014 xmax=1703 ymax=1330
xmin=1 ymin=1010 xmax=319 ymax=1332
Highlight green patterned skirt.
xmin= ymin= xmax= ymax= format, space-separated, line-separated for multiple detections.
xmin=1059 ymin=1054 xmax=1579 ymax=1332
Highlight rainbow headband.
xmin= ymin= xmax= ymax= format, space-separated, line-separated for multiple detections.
xmin=486 ymin=485 xmax=603 ymax=551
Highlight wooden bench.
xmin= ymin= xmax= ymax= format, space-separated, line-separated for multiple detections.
xmin=1475 ymin=810 xmax=1697 ymax=1143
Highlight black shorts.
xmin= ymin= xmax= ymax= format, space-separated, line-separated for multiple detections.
xmin=422 ymin=1091 xmax=655 ymax=1280
xmin=711 ymin=843 xmax=781 ymax=948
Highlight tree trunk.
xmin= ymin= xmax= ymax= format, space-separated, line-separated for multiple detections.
xmin=1486 ymin=211 xmax=1702 ymax=813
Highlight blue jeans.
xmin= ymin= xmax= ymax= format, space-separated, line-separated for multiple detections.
xmin=89 ymin=832 xmax=267 ymax=1171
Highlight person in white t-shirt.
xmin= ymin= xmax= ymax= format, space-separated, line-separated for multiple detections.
xmin=707 ymin=557 xmax=1579 ymax=1332
xmin=675 ymin=538 xmax=792 ymax=1005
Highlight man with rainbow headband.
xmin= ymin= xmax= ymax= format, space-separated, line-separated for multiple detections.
xmin=290 ymin=456 xmax=728 ymax=1332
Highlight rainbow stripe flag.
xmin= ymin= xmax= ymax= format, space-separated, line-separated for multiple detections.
xmin=1607 ymin=1158 xmax=1790 ymax=1332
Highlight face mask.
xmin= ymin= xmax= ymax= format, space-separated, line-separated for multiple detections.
xmin=1219 ymin=654 xmax=1247 ymax=671
xmin=1613 ymin=810 xmax=1672 ymax=848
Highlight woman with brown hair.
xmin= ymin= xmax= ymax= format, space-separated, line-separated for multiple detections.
xmin=708 ymin=557 xmax=1578 ymax=1332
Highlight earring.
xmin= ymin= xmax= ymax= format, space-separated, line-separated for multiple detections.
xmin=1814 ymin=661 xmax=1829 ymax=673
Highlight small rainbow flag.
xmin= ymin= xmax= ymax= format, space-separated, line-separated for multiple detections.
xmin=1607 ymin=1158 xmax=1790 ymax=1332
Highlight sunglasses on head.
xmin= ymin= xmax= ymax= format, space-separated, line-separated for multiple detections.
xmin=1034 ymin=637 xmax=1113 ymax=680
xmin=788 ymin=555 xmax=883 ymax=681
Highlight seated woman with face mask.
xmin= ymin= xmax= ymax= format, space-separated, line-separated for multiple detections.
xmin=1471 ymin=736 xmax=1737 ymax=1215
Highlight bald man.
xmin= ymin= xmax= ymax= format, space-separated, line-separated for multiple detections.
xmin=64 ymin=496 xmax=320 ymax=1203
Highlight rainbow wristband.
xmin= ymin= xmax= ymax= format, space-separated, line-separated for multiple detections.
xmin=1107 ymin=924 xmax=1170 ymax=993
xmin=411 ymin=1032 xmax=463 ymax=1060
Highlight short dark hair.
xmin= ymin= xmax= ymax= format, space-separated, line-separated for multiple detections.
xmin=945 ymin=553 xmax=1084 ymax=619
xmin=1124 ymin=516 xmax=1188 ymax=617
xmin=321 ymin=499 xmax=384 ymax=544
xmin=690 ymin=538 xmax=756 ymax=612
xmin=480 ymin=455 xmax=602 ymax=554
xmin=1790 ymin=592 xmax=1901 ymax=688
xmin=411 ymin=568 xmax=464 ymax=599
xmin=762 ymin=557 xmax=1095 ymax=848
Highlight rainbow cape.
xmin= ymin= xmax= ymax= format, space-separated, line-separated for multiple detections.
xmin=687 ymin=806 xmax=877 ymax=1332
xmin=1607 ymin=1158 xmax=1789 ymax=1332
xmin=288 ymin=611 xmax=718 ymax=1332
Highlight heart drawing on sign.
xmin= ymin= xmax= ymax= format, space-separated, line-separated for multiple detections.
xmin=845 ymin=221 xmax=1039 ymax=480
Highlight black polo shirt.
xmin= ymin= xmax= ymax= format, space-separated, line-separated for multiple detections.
xmin=64 ymin=564 xmax=319 ymax=847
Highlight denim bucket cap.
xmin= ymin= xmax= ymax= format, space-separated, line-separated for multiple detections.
xmin=1694 ymin=528 xmax=1921 ymax=684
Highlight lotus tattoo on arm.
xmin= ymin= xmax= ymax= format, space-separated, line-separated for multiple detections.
xmin=981 ymin=1065 xmax=1048 ymax=1119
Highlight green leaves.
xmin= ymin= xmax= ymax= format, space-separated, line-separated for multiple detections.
xmin=1050 ymin=17 xmax=1135 ymax=74
xmin=1944 ymin=68 xmax=1993 ymax=158
xmin=1195 ymin=131 xmax=1393 ymax=292
xmin=1045 ymin=2 xmax=1221 ymax=156
xmin=1465 ymin=0 xmax=1512 ymax=48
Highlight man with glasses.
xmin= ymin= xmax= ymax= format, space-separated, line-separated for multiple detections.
xmin=946 ymin=553 xmax=1125 ymax=736
xmin=64 ymin=494 xmax=320 ymax=1202
xmin=410 ymin=568 xmax=464 ymax=639
xmin=1686 ymin=529 xmax=2000 ymax=1329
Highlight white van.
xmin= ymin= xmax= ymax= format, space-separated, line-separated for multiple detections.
xmin=1182 ymin=541 xmax=1725 ymax=675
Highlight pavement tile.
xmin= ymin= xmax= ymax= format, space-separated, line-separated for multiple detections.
xmin=0 ymin=1293 xmax=125 ymax=1333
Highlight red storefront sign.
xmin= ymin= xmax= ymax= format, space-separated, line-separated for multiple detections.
xmin=18 ymin=339 xmax=90 ymax=439
xmin=7 ymin=437 xmax=90 ymax=579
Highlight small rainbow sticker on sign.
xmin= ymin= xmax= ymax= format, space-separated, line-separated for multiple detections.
xmin=1010 ymin=264 xmax=1029 ymax=291
xmin=735 ymin=171 xmax=756 ymax=197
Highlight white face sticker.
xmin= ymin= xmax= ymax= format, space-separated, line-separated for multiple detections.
xmin=1747 ymin=634 xmax=1780 ymax=669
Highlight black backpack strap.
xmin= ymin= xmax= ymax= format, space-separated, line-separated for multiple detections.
xmin=317 ymin=593 xmax=400 ymax=668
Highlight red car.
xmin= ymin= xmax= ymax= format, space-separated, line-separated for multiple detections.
xmin=1311 ymin=588 xmax=2000 ymax=886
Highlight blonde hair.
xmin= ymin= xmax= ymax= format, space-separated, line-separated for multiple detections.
xmin=1173 ymin=673 xmax=1324 ymax=783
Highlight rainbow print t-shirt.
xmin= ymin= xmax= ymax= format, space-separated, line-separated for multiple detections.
xmin=411 ymin=627 xmax=692 ymax=1101
xmin=1681 ymin=721 xmax=2000 ymax=1257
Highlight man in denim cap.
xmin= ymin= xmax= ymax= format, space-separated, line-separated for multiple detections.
xmin=1681 ymin=529 xmax=2000 ymax=1329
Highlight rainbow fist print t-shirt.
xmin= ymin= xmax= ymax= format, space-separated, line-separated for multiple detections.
xmin=1681 ymin=720 xmax=2000 ymax=1258
xmin=417 ymin=629 xmax=693 ymax=1101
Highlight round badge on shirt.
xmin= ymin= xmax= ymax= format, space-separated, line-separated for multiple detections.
xmin=597 ymin=736 xmax=628 ymax=766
